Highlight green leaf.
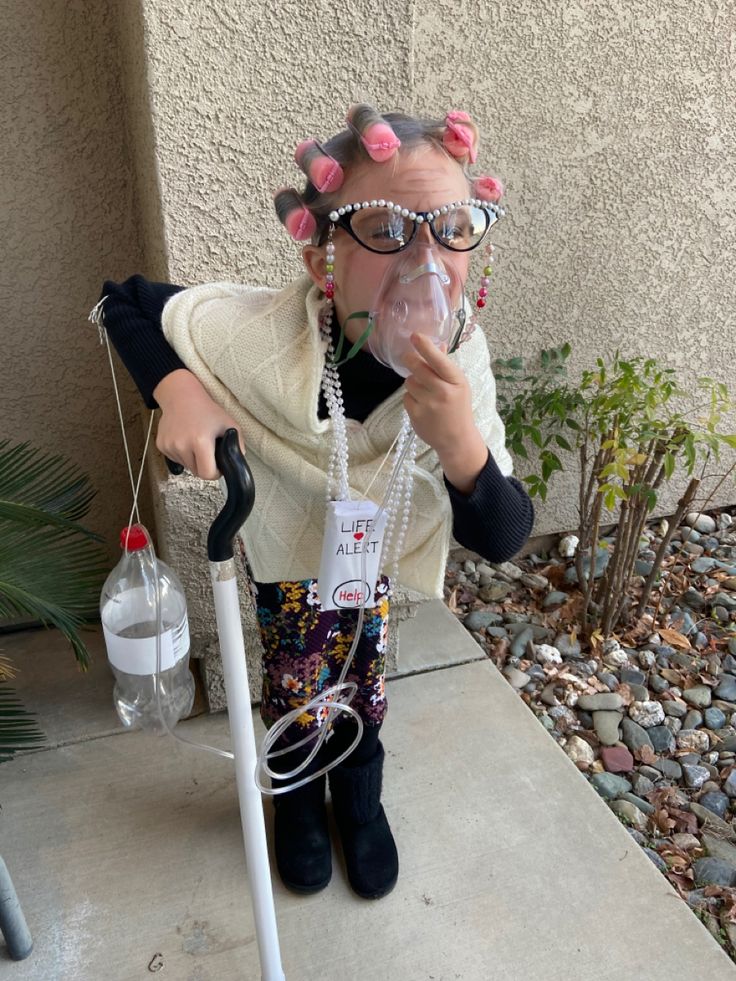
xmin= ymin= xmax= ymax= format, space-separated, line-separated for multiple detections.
xmin=0 ymin=441 xmax=104 ymax=540
xmin=0 ymin=682 xmax=46 ymax=763
xmin=0 ymin=442 xmax=109 ymax=668
xmin=331 ymin=316 xmax=375 ymax=367
xmin=684 ymin=434 xmax=696 ymax=471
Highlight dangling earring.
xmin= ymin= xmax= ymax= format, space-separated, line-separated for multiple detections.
xmin=476 ymin=241 xmax=494 ymax=310
xmin=319 ymin=223 xmax=336 ymax=341
xmin=451 ymin=240 xmax=496 ymax=352
xmin=324 ymin=224 xmax=335 ymax=304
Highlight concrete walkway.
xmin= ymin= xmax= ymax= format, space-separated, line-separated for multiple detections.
xmin=1 ymin=604 xmax=733 ymax=980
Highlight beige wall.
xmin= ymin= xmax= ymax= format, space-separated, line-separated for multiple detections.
xmin=1 ymin=0 xmax=153 ymax=561
xmin=4 ymin=0 xmax=735 ymax=586
xmin=135 ymin=0 xmax=736 ymax=534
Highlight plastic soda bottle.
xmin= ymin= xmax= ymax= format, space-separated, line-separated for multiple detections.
xmin=100 ymin=524 xmax=194 ymax=733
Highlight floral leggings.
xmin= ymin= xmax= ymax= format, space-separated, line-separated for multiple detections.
xmin=238 ymin=544 xmax=390 ymax=745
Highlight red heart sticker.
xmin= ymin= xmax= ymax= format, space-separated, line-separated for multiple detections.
xmin=353 ymin=532 xmax=364 ymax=541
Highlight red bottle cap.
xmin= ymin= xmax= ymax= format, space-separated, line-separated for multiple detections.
xmin=120 ymin=524 xmax=149 ymax=551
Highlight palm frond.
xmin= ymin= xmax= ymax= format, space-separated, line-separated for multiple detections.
xmin=0 ymin=439 xmax=104 ymax=539
xmin=0 ymin=681 xmax=46 ymax=762
xmin=0 ymin=441 xmax=111 ymax=668
xmin=0 ymin=523 xmax=108 ymax=668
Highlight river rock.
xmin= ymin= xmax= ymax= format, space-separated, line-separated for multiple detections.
xmin=593 ymin=711 xmax=623 ymax=746
xmin=682 ymin=685 xmax=712 ymax=709
xmin=715 ymin=674 xmax=736 ymax=701
xmin=503 ymin=666 xmax=531 ymax=689
xmin=693 ymin=857 xmax=736 ymax=887
xmin=590 ymin=772 xmax=631 ymax=799
xmin=648 ymin=726 xmax=676 ymax=754
xmin=685 ymin=512 xmax=717 ymax=534
xmin=479 ymin=582 xmax=515 ymax=602
xmin=652 ymin=758 xmax=682 ymax=780
xmin=663 ymin=700 xmax=687 ymax=718
xmin=704 ymin=707 xmax=727 ymax=730
xmin=554 ymin=633 xmax=582 ymax=659
xmin=463 ymin=610 xmax=503 ymax=631
xmin=600 ymin=745 xmax=634 ymax=772
xmin=676 ymin=729 xmax=710 ymax=753
xmin=564 ymin=734 xmax=595 ymax=765
xmin=724 ymin=769 xmax=736 ymax=798
xmin=609 ymin=799 xmax=648 ymax=829
xmin=682 ymin=764 xmax=710 ymax=789
xmin=621 ymin=718 xmax=654 ymax=754
xmin=628 ymin=700 xmax=665 ymax=728
xmin=577 ymin=693 xmax=624 ymax=712
xmin=510 ymin=627 xmax=535 ymax=658
xmin=542 ymin=591 xmax=569 ymax=608
xmin=558 ymin=534 xmax=579 ymax=558
xmin=701 ymin=831 xmax=736 ymax=868
xmin=495 ymin=561 xmax=524 ymax=580
xmin=533 ymin=643 xmax=562 ymax=666
xmin=695 ymin=794 xmax=732 ymax=822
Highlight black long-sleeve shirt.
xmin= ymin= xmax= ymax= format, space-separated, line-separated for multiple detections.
xmin=98 ymin=274 xmax=534 ymax=565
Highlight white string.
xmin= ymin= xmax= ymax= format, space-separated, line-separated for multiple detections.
xmin=88 ymin=297 xmax=154 ymax=535
xmin=363 ymin=426 xmax=402 ymax=499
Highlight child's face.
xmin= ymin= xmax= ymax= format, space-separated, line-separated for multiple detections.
xmin=302 ymin=146 xmax=473 ymax=346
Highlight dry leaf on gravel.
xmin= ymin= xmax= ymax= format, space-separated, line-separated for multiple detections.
xmin=636 ymin=744 xmax=659 ymax=765
xmin=539 ymin=563 xmax=568 ymax=588
xmin=665 ymin=868 xmax=696 ymax=900
xmin=613 ymin=681 xmax=634 ymax=705
xmin=658 ymin=627 xmax=692 ymax=649
xmin=652 ymin=808 xmax=677 ymax=833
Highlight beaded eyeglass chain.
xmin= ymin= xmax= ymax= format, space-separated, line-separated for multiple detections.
xmin=318 ymin=220 xmax=417 ymax=592
xmin=316 ymin=195 xmax=504 ymax=592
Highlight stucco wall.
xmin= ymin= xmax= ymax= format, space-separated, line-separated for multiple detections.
xmin=1 ymin=0 xmax=153 ymax=564
xmin=4 ymin=0 xmax=735 ymax=601
xmin=134 ymin=0 xmax=736 ymax=538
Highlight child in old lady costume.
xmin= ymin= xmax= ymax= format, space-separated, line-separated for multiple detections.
xmin=97 ymin=105 xmax=534 ymax=900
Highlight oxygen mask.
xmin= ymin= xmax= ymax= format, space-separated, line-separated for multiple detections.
xmin=366 ymin=240 xmax=457 ymax=377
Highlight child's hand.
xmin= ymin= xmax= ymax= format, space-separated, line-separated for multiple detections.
xmin=402 ymin=333 xmax=477 ymax=455
xmin=153 ymin=370 xmax=246 ymax=480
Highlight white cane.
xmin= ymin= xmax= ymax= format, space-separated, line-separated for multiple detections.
xmin=205 ymin=429 xmax=285 ymax=981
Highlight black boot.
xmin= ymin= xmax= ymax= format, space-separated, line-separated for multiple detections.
xmin=271 ymin=744 xmax=332 ymax=894
xmin=328 ymin=737 xmax=399 ymax=899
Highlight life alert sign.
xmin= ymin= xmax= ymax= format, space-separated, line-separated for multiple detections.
xmin=317 ymin=499 xmax=387 ymax=610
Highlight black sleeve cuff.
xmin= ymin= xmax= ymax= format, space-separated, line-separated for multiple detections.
xmin=443 ymin=447 xmax=535 ymax=562
xmin=98 ymin=274 xmax=187 ymax=409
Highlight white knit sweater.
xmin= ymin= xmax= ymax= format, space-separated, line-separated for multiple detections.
xmin=161 ymin=274 xmax=513 ymax=597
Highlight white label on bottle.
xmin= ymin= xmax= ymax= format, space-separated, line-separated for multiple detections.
xmin=317 ymin=499 xmax=386 ymax=611
xmin=102 ymin=589 xmax=190 ymax=675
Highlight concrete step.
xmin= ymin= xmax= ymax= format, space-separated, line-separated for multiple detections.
xmin=1 ymin=606 xmax=733 ymax=979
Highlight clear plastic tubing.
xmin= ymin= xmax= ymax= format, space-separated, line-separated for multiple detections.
xmin=150 ymin=428 xmax=416 ymax=795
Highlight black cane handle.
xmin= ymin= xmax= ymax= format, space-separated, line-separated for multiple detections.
xmin=207 ymin=429 xmax=255 ymax=562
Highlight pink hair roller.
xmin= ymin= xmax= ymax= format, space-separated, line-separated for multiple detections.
xmin=274 ymin=187 xmax=317 ymax=241
xmin=360 ymin=122 xmax=401 ymax=162
xmin=443 ymin=110 xmax=478 ymax=164
xmin=285 ymin=210 xmax=316 ymax=240
xmin=346 ymin=104 xmax=401 ymax=162
xmin=473 ymin=175 xmax=504 ymax=203
xmin=294 ymin=139 xmax=345 ymax=193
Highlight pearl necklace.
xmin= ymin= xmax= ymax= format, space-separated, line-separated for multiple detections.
xmin=318 ymin=304 xmax=417 ymax=595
